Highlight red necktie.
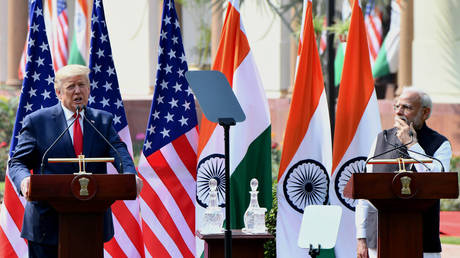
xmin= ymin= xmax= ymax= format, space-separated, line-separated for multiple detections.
xmin=73 ymin=113 xmax=83 ymax=156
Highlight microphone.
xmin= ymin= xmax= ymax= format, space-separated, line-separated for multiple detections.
xmin=383 ymin=130 xmax=431 ymax=171
xmin=384 ymin=130 xmax=410 ymax=158
xmin=40 ymin=105 xmax=82 ymax=174
xmin=364 ymin=129 xmax=415 ymax=171
xmin=385 ymin=130 xmax=445 ymax=172
xmin=80 ymin=105 xmax=124 ymax=174
xmin=366 ymin=129 xmax=445 ymax=172
xmin=397 ymin=116 xmax=444 ymax=171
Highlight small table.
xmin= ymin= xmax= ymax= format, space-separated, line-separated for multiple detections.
xmin=197 ymin=230 xmax=274 ymax=258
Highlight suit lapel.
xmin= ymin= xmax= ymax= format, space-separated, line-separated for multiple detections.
xmin=52 ymin=105 xmax=76 ymax=159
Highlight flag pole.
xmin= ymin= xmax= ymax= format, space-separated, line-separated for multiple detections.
xmin=327 ymin=0 xmax=336 ymax=141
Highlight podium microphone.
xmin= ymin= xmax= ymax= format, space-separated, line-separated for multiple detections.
xmin=40 ymin=105 xmax=82 ymax=174
xmin=80 ymin=105 xmax=124 ymax=174
xmin=383 ymin=130 xmax=445 ymax=172
xmin=364 ymin=130 xmax=416 ymax=171
xmin=382 ymin=130 xmax=430 ymax=171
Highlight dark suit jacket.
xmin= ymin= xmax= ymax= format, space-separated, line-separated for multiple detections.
xmin=9 ymin=104 xmax=136 ymax=245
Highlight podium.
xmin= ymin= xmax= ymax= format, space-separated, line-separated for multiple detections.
xmin=344 ymin=172 xmax=459 ymax=258
xmin=29 ymin=173 xmax=137 ymax=258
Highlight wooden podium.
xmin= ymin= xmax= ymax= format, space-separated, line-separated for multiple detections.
xmin=344 ymin=172 xmax=459 ymax=258
xmin=29 ymin=173 xmax=137 ymax=258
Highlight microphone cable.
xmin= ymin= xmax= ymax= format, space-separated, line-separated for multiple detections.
xmin=81 ymin=105 xmax=124 ymax=174
xmin=382 ymin=130 xmax=430 ymax=171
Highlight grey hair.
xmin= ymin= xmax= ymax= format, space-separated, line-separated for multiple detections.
xmin=401 ymin=86 xmax=432 ymax=117
xmin=54 ymin=64 xmax=90 ymax=90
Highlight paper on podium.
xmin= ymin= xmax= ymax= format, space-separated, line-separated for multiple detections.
xmin=297 ymin=205 xmax=342 ymax=249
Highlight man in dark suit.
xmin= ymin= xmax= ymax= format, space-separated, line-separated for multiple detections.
xmin=9 ymin=64 xmax=143 ymax=258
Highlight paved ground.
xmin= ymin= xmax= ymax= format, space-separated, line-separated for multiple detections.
xmin=442 ymin=244 xmax=460 ymax=257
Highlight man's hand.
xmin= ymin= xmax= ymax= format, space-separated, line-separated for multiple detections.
xmin=20 ymin=177 xmax=31 ymax=201
xmin=135 ymin=175 xmax=143 ymax=196
xmin=357 ymin=238 xmax=369 ymax=258
xmin=394 ymin=116 xmax=417 ymax=147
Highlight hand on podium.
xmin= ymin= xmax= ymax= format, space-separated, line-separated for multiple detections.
xmin=21 ymin=177 xmax=31 ymax=201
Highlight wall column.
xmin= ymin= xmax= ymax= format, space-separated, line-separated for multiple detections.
xmin=210 ymin=0 xmax=223 ymax=62
xmin=6 ymin=0 xmax=28 ymax=87
xmin=397 ymin=0 xmax=413 ymax=94
xmin=0 ymin=1 xmax=8 ymax=83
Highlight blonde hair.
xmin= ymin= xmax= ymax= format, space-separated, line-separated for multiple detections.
xmin=54 ymin=64 xmax=90 ymax=90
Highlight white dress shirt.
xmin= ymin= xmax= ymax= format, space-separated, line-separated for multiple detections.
xmin=60 ymin=102 xmax=84 ymax=144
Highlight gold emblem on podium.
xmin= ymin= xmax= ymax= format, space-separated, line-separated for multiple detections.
xmin=400 ymin=176 xmax=411 ymax=195
xmin=79 ymin=177 xmax=90 ymax=196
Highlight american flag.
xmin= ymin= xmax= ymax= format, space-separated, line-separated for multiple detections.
xmin=19 ymin=0 xmax=69 ymax=78
xmin=51 ymin=0 xmax=69 ymax=71
xmin=364 ymin=0 xmax=383 ymax=66
xmin=138 ymin=0 xmax=198 ymax=256
xmin=88 ymin=0 xmax=144 ymax=257
xmin=0 ymin=0 xmax=58 ymax=256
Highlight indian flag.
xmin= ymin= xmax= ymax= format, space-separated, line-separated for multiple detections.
xmin=329 ymin=0 xmax=381 ymax=257
xmin=334 ymin=43 xmax=346 ymax=87
xmin=276 ymin=0 xmax=332 ymax=257
xmin=68 ymin=0 xmax=88 ymax=65
xmin=195 ymin=0 xmax=272 ymax=255
xmin=372 ymin=0 xmax=401 ymax=78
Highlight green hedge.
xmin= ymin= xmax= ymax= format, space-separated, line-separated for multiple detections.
xmin=441 ymin=157 xmax=460 ymax=211
xmin=0 ymin=94 xmax=18 ymax=181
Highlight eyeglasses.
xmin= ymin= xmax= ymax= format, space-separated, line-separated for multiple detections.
xmin=393 ymin=103 xmax=414 ymax=113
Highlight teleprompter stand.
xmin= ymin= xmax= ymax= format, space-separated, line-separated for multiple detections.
xmin=297 ymin=205 xmax=342 ymax=258
xmin=186 ymin=71 xmax=246 ymax=258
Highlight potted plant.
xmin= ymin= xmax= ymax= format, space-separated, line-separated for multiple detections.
xmin=326 ymin=18 xmax=350 ymax=42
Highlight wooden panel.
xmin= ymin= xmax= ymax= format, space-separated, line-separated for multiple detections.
xmin=29 ymin=174 xmax=137 ymax=201
xmin=344 ymin=172 xmax=459 ymax=200
xmin=197 ymin=230 xmax=274 ymax=258
xmin=59 ymin=213 xmax=104 ymax=258
xmin=378 ymin=211 xmax=423 ymax=258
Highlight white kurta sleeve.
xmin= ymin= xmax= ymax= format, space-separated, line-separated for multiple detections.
xmin=408 ymin=141 xmax=452 ymax=172
xmin=355 ymin=138 xmax=378 ymax=239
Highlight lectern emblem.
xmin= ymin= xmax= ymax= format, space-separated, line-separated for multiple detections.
xmin=79 ymin=177 xmax=90 ymax=196
xmin=400 ymin=176 xmax=411 ymax=195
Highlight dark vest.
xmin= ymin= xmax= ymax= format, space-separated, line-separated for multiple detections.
xmin=372 ymin=123 xmax=448 ymax=252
